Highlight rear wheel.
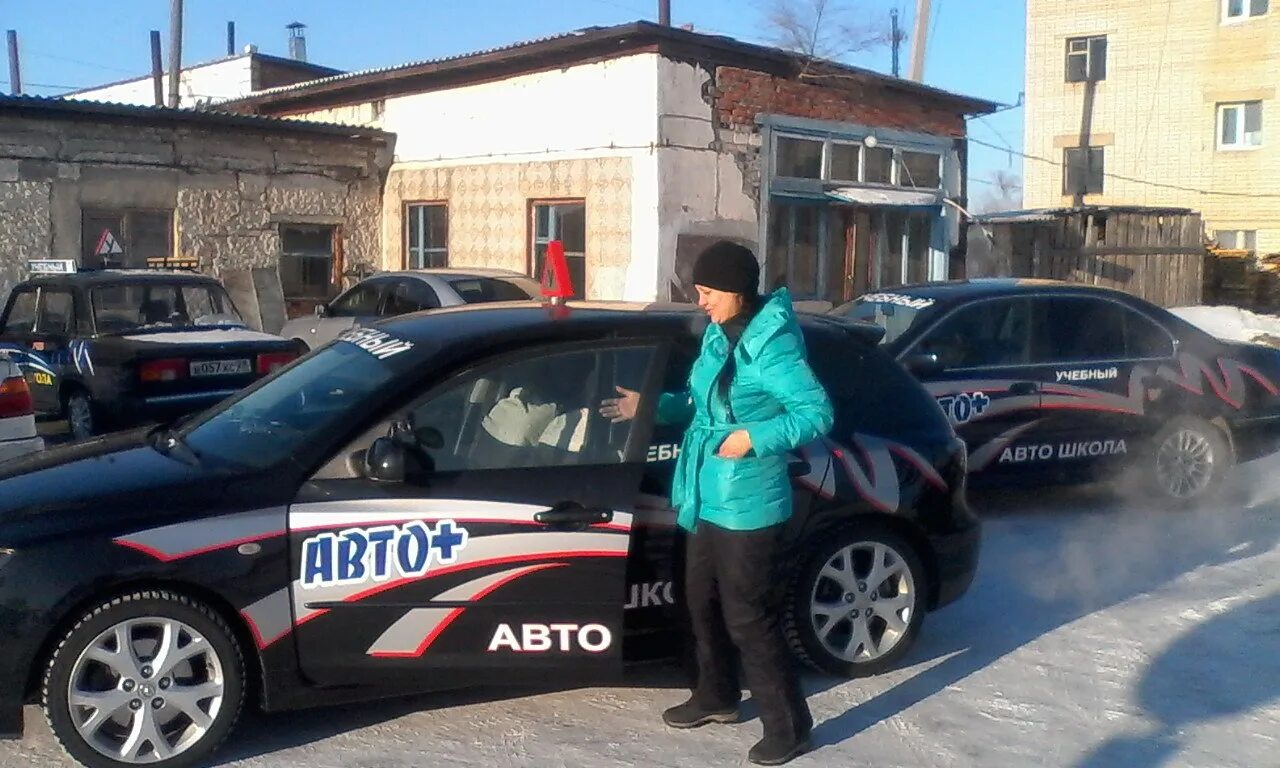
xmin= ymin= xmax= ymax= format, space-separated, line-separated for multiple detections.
xmin=42 ymin=590 xmax=245 ymax=768
xmin=783 ymin=524 xmax=927 ymax=678
xmin=65 ymin=389 xmax=96 ymax=440
xmin=1148 ymin=416 xmax=1233 ymax=505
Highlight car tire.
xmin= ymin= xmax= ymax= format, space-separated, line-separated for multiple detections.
xmin=1147 ymin=415 xmax=1234 ymax=506
xmin=66 ymin=390 xmax=96 ymax=441
xmin=42 ymin=590 xmax=246 ymax=768
xmin=782 ymin=523 xmax=927 ymax=678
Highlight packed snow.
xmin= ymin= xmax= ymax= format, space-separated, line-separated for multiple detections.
xmin=120 ymin=328 xmax=285 ymax=345
xmin=4 ymin=461 xmax=1278 ymax=768
xmin=1169 ymin=305 xmax=1280 ymax=347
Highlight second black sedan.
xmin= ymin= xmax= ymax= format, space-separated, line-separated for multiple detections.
xmin=834 ymin=279 xmax=1280 ymax=503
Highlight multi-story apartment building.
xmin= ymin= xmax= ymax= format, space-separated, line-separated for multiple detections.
xmin=1024 ymin=0 xmax=1280 ymax=253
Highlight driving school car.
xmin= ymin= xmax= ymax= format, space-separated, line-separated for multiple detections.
xmin=0 ymin=267 xmax=303 ymax=440
xmin=0 ymin=299 xmax=978 ymax=768
xmin=834 ymin=278 xmax=1280 ymax=502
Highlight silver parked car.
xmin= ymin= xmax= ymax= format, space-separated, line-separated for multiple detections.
xmin=280 ymin=268 xmax=543 ymax=350
xmin=0 ymin=354 xmax=43 ymax=464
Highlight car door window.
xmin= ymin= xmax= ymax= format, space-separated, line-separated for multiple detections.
xmin=1 ymin=290 xmax=38 ymax=334
xmin=916 ymin=298 xmax=1032 ymax=369
xmin=328 ymin=281 xmax=386 ymax=317
xmin=36 ymin=291 xmax=74 ymax=335
xmin=405 ymin=345 xmax=658 ymax=473
xmin=382 ymin=280 xmax=441 ymax=316
xmin=1034 ymin=297 xmax=1169 ymax=363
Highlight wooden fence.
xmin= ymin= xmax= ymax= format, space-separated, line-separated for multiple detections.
xmin=979 ymin=209 xmax=1205 ymax=307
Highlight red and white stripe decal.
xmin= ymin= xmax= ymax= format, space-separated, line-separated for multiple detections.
xmin=113 ymin=508 xmax=286 ymax=562
xmin=366 ymin=563 xmax=567 ymax=658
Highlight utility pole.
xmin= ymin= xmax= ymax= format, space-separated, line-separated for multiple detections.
xmin=6 ymin=30 xmax=20 ymax=95
xmin=150 ymin=31 xmax=163 ymax=106
xmin=908 ymin=0 xmax=930 ymax=82
xmin=167 ymin=0 xmax=183 ymax=107
xmin=890 ymin=8 xmax=901 ymax=77
xmin=227 ymin=21 xmax=235 ymax=56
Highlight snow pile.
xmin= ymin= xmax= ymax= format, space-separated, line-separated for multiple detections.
xmin=1168 ymin=305 xmax=1280 ymax=347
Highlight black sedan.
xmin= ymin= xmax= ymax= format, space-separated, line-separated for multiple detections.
xmin=0 ymin=299 xmax=978 ymax=768
xmin=834 ymin=279 xmax=1280 ymax=502
xmin=0 ymin=269 xmax=303 ymax=440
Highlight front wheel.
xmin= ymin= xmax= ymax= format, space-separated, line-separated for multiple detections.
xmin=42 ymin=590 xmax=246 ymax=768
xmin=782 ymin=524 xmax=928 ymax=678
xmin=66 ymin=390 xmax=97 ymax=441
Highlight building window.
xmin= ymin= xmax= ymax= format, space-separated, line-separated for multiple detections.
xmin=897 ymin=151 xmax=942 ymax=189
xmin=776 ymin=136 xmax=824 ymax=178
xmin=863 ymin=146 xmax=894 ymax=184
xmin=1216 ymin=229 xmax=1257 ymax=251
xmin=828 ymin=142 xmax=861 ymax=183
xmin=1219 ymin=101 xmax=1263 ymax=148
xmin=81 ymin=209 xmax=173 ymax=270
xmin=1063 ymin=147 xmax=1105 ymax=195
xmin=1065 ymin=36 xmax=1107 ymax=82
xmin=279 ymin=224 xmax=336 ymax=301
xmin=406 ymin=203 xmax=448 ymax=269
xmin=1224 ymin=0 xmax=1268 ymax=21
xmin=531 ymin=201 xmax=586 ymax=300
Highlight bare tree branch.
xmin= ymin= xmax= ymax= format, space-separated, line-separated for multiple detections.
xmin=761 ymin=0 xmax=895 ymax=65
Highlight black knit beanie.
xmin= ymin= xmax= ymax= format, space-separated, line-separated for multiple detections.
xmin=691 ymin=240 xmax=760 ymax=296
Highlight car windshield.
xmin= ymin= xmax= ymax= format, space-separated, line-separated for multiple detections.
xmin=176 ymin=339 xmax=404 ymax=471
xmin=833 ymin=293 xmax=938 ymax=346
xmin=92 ymin=282 xmax=244 ymax=334
xmin=446 ymin=276 xmax=541 ymax=303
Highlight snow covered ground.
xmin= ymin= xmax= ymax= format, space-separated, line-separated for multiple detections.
xmin=1169 ymin=304 xmax=1280 ymax=347
xmin=4 ymin=464 xmax=1279 ymax=768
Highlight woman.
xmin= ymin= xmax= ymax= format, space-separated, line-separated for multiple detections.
xmin=600 ymin=240 xmax=834 ymax=766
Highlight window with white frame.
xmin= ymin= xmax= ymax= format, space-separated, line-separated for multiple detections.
xmin=1219 ymin=101 xmax=1263 ymax=148
xmin=1224 ymin=0 xmax=1268 ymax=21
xmin=1216 ymin=229 xmax=1257 ymax=251
xmin=772 ymin=133 xmax=942 ymax=189
xmin=1065 ymin=35 xmax=1107 ymax=82
xmin=406 ymin=203 xmax=448 ymax=269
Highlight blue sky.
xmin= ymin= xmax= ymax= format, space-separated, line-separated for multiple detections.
xmin=3 ymin=0 xmax=1025 ymax=194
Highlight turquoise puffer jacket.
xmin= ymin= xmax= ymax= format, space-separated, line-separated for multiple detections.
xmin=661 ymin=288 xmax=835 ymax=532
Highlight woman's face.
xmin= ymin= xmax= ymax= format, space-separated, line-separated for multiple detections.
xmin=695 ymin=284 xmax=745 ymax=324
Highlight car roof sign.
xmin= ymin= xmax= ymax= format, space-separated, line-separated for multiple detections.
xmin=539 ymin=240 xmax=574 ymax=305
xmin=28 ymin=259 xmax=76 ymax=276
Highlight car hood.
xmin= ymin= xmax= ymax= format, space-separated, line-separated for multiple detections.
xmin=0 ymin=428 xmax=232 ymax=542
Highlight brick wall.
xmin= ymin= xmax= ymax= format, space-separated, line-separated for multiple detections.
xmin=713 ymin=66 xmax=968 ymax=138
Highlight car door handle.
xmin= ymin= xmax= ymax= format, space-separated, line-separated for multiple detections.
xmin=1009 ymin=382 xmax=1039 ymax=396
xmin=535 ymin=502 xmax=615 ymax=527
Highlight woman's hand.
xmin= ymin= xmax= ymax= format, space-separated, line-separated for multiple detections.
xmin=717 ymin=429 xmax=753 ymax=458
xmin=599 ymin=385 xmax=640 ymax=423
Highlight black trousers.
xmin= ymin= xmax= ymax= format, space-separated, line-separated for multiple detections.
xmin=683 ymin=520 xmax=812 ymax=741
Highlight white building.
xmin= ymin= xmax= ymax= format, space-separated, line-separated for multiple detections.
xmin=64 ymin=49 xmax=342 ymax=109
xmin=225 ymin=22 xmax=1000 ymax=307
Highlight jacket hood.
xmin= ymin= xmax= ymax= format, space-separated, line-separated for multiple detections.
xmin=706 ymin=287 xmax=799 ymax=359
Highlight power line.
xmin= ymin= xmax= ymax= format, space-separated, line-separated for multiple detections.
xmin=967 ymin=136 xmax=1280 ymax=199
xmin=0 ymin=80 xmax=80 ymax=91
xmin=25 ymin=50 xmax=138 ymax=75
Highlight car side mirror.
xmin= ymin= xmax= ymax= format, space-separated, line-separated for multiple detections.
xmin=364 ymin=437 xmax=406 ymax=483
xmin=788 ymin=459 xmax=811 ymax=478
xmin=903 ymin=352 xmax=943 ymax=376
xmin=315 ymin=303 xmax=328 ymax=318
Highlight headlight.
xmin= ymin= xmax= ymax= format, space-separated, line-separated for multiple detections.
xmin=0 ymin=548 xmax=13 ymax=570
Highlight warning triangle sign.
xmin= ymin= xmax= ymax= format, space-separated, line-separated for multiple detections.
xmin=95 ymin=229 xmax=124 ymax=256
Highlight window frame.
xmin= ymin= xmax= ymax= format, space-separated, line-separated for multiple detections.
xmin=1064 ymin=35 xmax=1107 ymax=83
xmin=528 ymin=199 xmax=587 ymax=300
xmin=279 ymin=223 xmax=338 ymax=302
xmin=81 ymin=208 xmax=175 ymax=270
xmin=1062 ymin=146 xmax=1106 ymax=195
xmin=905 ymin=296 xmax=1035 ymax=372
xmin=1217 ymin=101 xmax=1264 ymax=150
xmin=0 ymin=287 xmax=40 ymax=336
xmin=770 ymin=132 xmax=944 ymax=190
xmin=34 ymin=289 xmax=76 ymax=336
xmin=1030 ymin=296 xmax=1177 ymax=366
xmin=1222 ymin=0 xmax=1269 ymax=23
xmin=405 ymin=201 xmax=450 ymax=270
xmin=1216 ymin=229 xmax=1258 ymax=251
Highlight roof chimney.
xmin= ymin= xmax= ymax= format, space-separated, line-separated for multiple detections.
xmin=658 ymin=0 xmax=671 ymax=25
xmin=286 ymin=21 xmax=307 ymax=62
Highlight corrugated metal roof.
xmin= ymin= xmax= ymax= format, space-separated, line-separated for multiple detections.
xmin=0 ymin=94 xmax=391 ymax=139
xmin=223 ymin=22 xmax=1001 ymax=114
xmin=977 ymin=205 xmax=1197 ymax=224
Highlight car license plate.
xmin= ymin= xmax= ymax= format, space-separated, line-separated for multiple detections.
xmin=189 ymin=359 xmax=250 ymax=377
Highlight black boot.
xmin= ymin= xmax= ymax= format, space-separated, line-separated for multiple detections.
xmin=661 ymin=697 xmax=740 ymax=728
xmin=748 ymin=731 xmax=812 ymax=765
